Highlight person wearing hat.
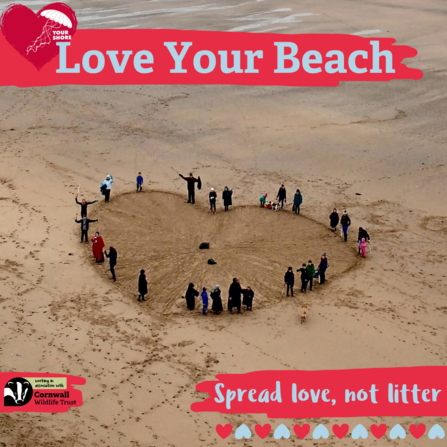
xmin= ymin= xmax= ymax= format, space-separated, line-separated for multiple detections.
xmin=357 ymin=227 xmax=370 ymax=254
xmin=260 ymin=193 xmax=268 ymax=207
xmin=209 ymin=187 xmax=217 ymax=214
xmin=103 ymin=174 xmax=114 ymax=202
xmin=276 ymin=184 xmax=287 ymax=209
xmin=297 ymin=263 xmax=308 ymax=293
xmin=284 ymin=266 xmax=295 ymax=296
xmin=329 ymin=208 xmax=339 ymax=232
xmin=293 ymin=189 xmax=303 ymax=215
xmin=211 ymin=285 xmax=223 ymax=314
xmin=222 ymin=186 xmax=233 ymax=211
xmin=318 ymin=254 xmax=329 ymax=284
xmin=179 ymin=172 xmax=200 ymax=204
xmin=340 ymin=210 xmax=351 ymax=242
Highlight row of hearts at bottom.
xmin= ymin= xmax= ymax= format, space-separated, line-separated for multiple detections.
xmin=216 ymin=423 xmax=445 ymax=440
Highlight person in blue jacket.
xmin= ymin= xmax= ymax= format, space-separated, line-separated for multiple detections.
xmin=201 ymin=287 xmax=209 ymax=315
xmin=136 ymin=172 xmax=144 ymax=192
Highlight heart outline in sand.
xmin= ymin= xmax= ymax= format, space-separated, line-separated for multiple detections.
xmin=254 ymin=424 xmax=271 ymax=439
xmin=409 ymin=424 xmax=426 ymax=439
xmin=332 ymin=424 xmax=349 ymax=439
xmin=293 ymin=424 xmax=310 ymax=439
xmin=0 ymin=2 xmax=77 ymax=71
xmin=216 ymin=424 xmax=232 ymax=439
xmin=371 ymin=424 xmax=387 ymax=439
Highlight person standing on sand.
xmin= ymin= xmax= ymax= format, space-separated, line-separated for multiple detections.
xmin=209 ymin=188 xmax=217 ymax=214
xmin=329 ymin=208 xmax=339 ymax=232
xmin=222 ymin=186 xmax=233 ymax=211
xmin=260 ymin=193 xmax=268 ymax=207
xmin=201 ymin=287 xmax=209 ymax=315
xmin=360 ymin=238 xmax=368 ymax=258
xmin=228 ymin=277 xmax=242 ymax=313
xmin=298 ymin=264 xmax=308 ymax=293
xmin=211 ymin=285 xmax=223 ymax=315
xmin=185 ymin=283 xmax=199 ymax=311
xmin=104 ymin=246 xmax=117 ymax=282
xmin=276 ymin=184 xmax=287 ymax=209
xmin=138 ymin=270 xmax=148 ymax=301
xmin=179 ymin=173 xmax=200 ymax=204
xmin=340 ymin=210 xmax=351 ymax=242
xmin=74 ymin=216 xmax=98 ymax=243
xmin=75 ymin=196 xmax=98 ymax=217
xmin=91 ymin=232 xmax=105 ymax=263
xmin=242 ymin=287 xmax=254 ymax=311
xmin=284 ymin=267 xmax=295 ymax=297
xmin=306 ymin=260 xmax=315 ymax=291
xmin=136 ymin=172 xmax=144 ymax=192
xmin=102 ymin=175 xmax=114 ymax=203
xmin=357 ymin=227 xmax=370 ymax=254
xmin=318 ymin=254 xmax=329 ymax=284
xmin=293 ymin=189 xmax=302 ymax=214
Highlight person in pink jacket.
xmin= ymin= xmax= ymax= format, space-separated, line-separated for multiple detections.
xmin=360 ymin=237 xmax=367 ymax=258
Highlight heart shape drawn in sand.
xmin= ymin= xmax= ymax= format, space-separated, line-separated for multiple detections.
xmin=332 ymin=424 xmax=349 ymax=439
xmin=0 ymin=2 xmax=77 ymax=70
xmin=254 ymin=424 xmax=271 ymax=439
xmin=409 ymin=424 xmax=426 ymax=439
xmin=370 ymin=424 xmax=387 ymax=439
xmin=293 ymin=424 xmax=310 ymax=439
xmin=215 ymin=424 xmax=232 ymax=439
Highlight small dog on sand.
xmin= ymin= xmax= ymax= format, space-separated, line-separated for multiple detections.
xmin=301 ymin=304 xmax=307 ymax=324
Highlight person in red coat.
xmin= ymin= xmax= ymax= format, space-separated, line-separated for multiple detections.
xmin=91 ymin=232 xmax=105 ymax=263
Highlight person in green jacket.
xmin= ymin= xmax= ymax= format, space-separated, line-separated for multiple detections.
xmin=260 ymin=193 xmax=268 ymax=207
xmin=306 ymin=260 xmax=315 ymax=291
xmin=293 ymin=189 xmax=303 ymax=214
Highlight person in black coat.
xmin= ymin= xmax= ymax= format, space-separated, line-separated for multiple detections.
xmin=318 ymin=254 xmax=328 ymax=284
xmin=222 ymin=186 xmax=233 ymax=211
xmin=228 ymin=278 xmax=242 ymax=313
xmin=179 ymin=173 xmax=200 ymax=204
xmin=329 ymin=208 xmax=339 ymax=232
xmin=210 ymin=285 xmax=223 ymax=314
xmin=76 ymin=195 xmax=98 ymax=217
xmin=340 ymin=211 xmax=351 ymax=242
xmin=138 ymin=269 xmax=148 ymax=301
xmin=104 ymin=246 xmax=117 ymax=282
xmin=209 ymin=188 xmax=217 ymax=214
xmin=242 ymin=287 xmax=254 ymax=311
xmin=276 ymin=184 xmax=287 ymax=209
xmin=297 ymin=264 xmax=308 ymax=293
xmin=357 ymin=227 xmax=370 ymax=254
xmin=75 ymin=216 xmax=98 ymax=243
xmin=185 ymin=283 xmax=199 ymax=311
xmin=284 ymin=266 xmax=295 ymax=297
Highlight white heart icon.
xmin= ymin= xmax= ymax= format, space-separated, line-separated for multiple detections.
xmin=235 ymin=424 xmax=251 ymax=439
xmin=390 ymin=424 xmax=406 ymax=439
xmin=352 ymin=424 xmax=368 ymax=439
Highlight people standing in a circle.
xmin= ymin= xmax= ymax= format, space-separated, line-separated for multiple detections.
xmin=276 ymin=184 xmax=287 ymax=209
xmin=298 ymin=264 xmax=308 ymax=293
xmin=329 ymin=208 xmax=339 ymax=232
xmin=306 ymin=260 xmax=315 ymax=291
xmin=75 ymin=195 xmax=98 ymax=217
xmin=179 ymin=173 xmax=200 ymax=204
xmin=185 ymin=283 xmax=199 ymax=311
xmin=138 ymin=269 xmax=148 ymax=302
xmin=293 ymin=189 xmax=302 ymax=214
xmin=228 ymin=277 xmax=242 ymax=313
xmin=222 ymin=186 xmax=233 ymax=211
xmin=284 ymin=267 xmax=295 ymax=297
xmin=318 ymin=254 xmax=329 ymax=284
xmin=103 ymin=175 xmax=114 ymax=203
xmin=357 ymin=227 xmax=370 ymax=255
xmin=340 ymin=210 xmax=351 ymax=242
xmin=209 ymin=188 xmax=217 ymax=214
xmin=104 ymin=246 xmax=117 ymax=282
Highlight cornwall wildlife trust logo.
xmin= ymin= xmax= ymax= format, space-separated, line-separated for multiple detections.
xmin=4 ymin=377 xmax=33 ymax=406
xmin=0 ymin=2 xmax=77 ymax=70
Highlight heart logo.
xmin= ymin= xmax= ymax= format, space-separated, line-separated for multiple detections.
xmin=254 ymin=424 xmax=271 ymax=439
xmin=371 ymin=424 xmax=387 ymax=439
xmin=428 ymin=424 xmax=445 ymax=440
xmin=313 ymin=424 xmax=329 ymax=439
xmin=293 ymin=424 xmax=310 ymax=439
xmin=352 ymin=424 xmax=368 ymax=439
xmin=332 ymin=424 xmax=349 ymax=439
xmin=235 ymin=424 xmax=251 ymax=439
xmin=409 ymin=424 xmax=426 ymax=439
xmin=216 ymin=424 xmax=232 ymax=439
xmin=273 ymin=424 xmax=290 ymax=439
xmin=0 ymin=3 xmax=77 ymax=71
xmin=389 ymin=424 xmax=406 ymax=439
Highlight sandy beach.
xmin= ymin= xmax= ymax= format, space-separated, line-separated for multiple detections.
xmin=1 ymin=0 xmax=447 ymax=445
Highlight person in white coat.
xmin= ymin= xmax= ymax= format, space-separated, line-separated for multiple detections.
xmin=103 ymin=174 xmax=114 ymax=202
